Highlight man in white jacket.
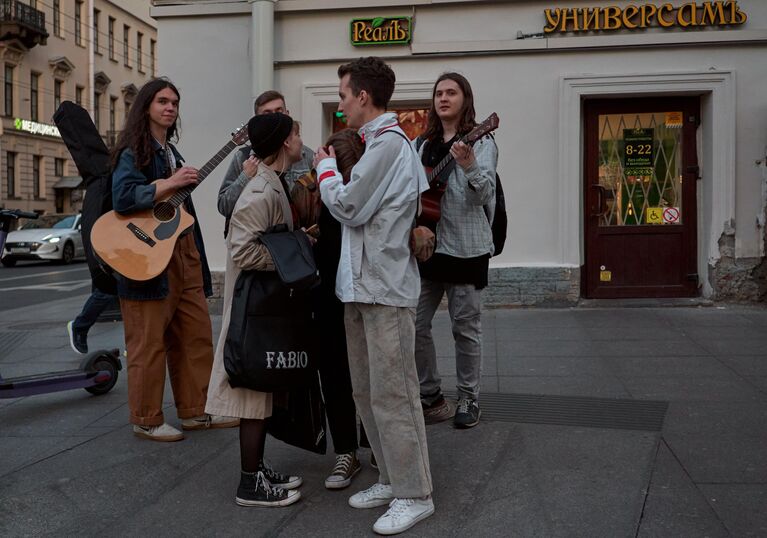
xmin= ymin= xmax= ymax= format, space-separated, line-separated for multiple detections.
xmin=314 ymin=56 xmax=433 ymax=536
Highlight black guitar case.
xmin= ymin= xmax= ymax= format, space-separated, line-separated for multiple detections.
xmin=53 ymin=101 xmax=117 ymax=295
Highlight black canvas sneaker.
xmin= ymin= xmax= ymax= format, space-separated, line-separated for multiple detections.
xmin=258 ymin=461 xmax=303 ymax=490
xmin=453 ymin=397 xmax=481 ymax=429
xmin=67 ymin=321 xmax=88 ymax=355
xmin=236 ymin=471 xmax=301 ymax=507
xmin=325 ymin=451 xmax=361 ymax=489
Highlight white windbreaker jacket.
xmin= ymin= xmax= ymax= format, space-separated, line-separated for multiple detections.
xmin=318 ymin=112 xmax=429 ymax=307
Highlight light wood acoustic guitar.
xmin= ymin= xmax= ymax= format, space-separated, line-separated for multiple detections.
xmin=418 ymin=112 xmax=500 ymax=228
xmin=91 ymin=125 xmax=249 ymax=281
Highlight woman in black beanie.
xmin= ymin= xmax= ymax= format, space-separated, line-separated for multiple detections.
xmin=205 ymin=112 xmax=306 ymax=507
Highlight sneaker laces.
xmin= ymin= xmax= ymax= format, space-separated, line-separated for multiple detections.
xmin=457 ymin=398 xmax=472 ymax=414
xmin=255 ymin=471 xmax=285 ymax=499
xmin=361 ymin=482 xmax=391 ymax=500
xmin=260 ymin=461 xmax=289 ymax=484
xmin=385 ymin=498 xmax=416 ymax=521
xmin=332 ymin=453 xmax=355 ymax=476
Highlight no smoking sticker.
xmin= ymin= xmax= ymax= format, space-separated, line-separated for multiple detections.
xmin=663 ymin=207 xmax=680 ymax=224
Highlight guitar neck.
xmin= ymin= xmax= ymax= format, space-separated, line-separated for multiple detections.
xmin=168 ymin=139 xmax=238 ymax=207
xmin=427 ymin=132 xmax=473 ymax=184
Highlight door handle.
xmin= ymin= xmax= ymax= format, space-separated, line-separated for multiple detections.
xmin=590 ymin=185 xmax=607 ymax=217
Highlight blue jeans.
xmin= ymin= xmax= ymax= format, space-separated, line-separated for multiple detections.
xmin=72 ymin=289 xmax=115 ymax=334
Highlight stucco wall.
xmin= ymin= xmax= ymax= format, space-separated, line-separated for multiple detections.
xmin=152 ymin=0 xmax=767 ymax=301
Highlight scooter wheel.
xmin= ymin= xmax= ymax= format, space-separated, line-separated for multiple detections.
xmin=85 ymin=358 xmax=119 ymax=395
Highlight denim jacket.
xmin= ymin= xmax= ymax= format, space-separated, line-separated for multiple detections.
xmin=111 ymin=140 xmax=213 ymax=300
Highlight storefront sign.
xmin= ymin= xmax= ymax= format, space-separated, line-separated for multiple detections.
xmin=623 ymin=128 xmax=654 ymax=177
xmin=14 ymin=118 xmax=61 ymax=138
xmin=544 ymin=1 xmax=747 ymax=34
xmin=646 ymin=207 xmax=664 ymax=224
xmin=351 ymin=17 xmax=412 ymax=46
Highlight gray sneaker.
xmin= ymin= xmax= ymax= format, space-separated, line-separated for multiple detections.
xmin=453 ymin=397 xmax=481 ymax=429
xmin=349 ymin=482 xmax=394 ymax=509
xmin=373 ymin=497 xmax=435 ymax=535
xmin=133 ymin=423 xmax=184 ymax=442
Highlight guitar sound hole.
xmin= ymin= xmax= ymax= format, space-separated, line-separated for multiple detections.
xmin=153 ymin=202 xmax=176 ymax=222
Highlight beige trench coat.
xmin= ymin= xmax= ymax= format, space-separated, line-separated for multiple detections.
xmin=205 ymin=164 xmax=293 ymax=419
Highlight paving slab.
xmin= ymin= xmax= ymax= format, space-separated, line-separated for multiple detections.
xmin=2 ymin=298 xmax=767 ymax=536
xmin=636 ymin=442 xmax=729 ymax=538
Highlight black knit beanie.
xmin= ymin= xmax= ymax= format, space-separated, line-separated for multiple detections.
xmin=247 ymin=112 xmax=294 ymax=159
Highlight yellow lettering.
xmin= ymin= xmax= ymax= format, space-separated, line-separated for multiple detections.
xmin=602 ymin=6 xmax=622 ymax=30
xmin=640 ymin=4 xmax=658 ymax=28
xmin=372 ymin=26 xmax=383 ymax=42
xmin=582 ymin=7 xmax=600 ymax=30
xmin=544 ymin=8 xmax=561 ymax=33
xmin=362 ymin=27 xmax=372 ymax=41
xmin=728 ymin=0 xmax=748 ymax=24
xmin=623 ymin=5 xmax=640 ymax=29
xmin=701 ymin=1 xmax=726 ymax=25
xmin=561 ymin=8 xmax=580 ymax=32
xmin=392 ymin=20 xmax=407 ymax=41
xmin=677 ymin=3 xmax=697 ymax=27
xmin=658 ymin=3 xmax=675 ymax=27
xmin=352 ymin=21 xmax=366 ymax=42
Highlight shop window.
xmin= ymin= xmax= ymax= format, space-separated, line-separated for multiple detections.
xmin=6 ymin=152 xmax=16 ymax=198
xmin=332 ymin=106 xmax=429 ymax=140
xmin=150 ymin=39 xmax=156 ymax=77
xmin=137 ymin=32 xmax=144 ymax=73
xmin=75 ymin=1 xmax=83 ymax=46
xmin=93 ymin=9 xmax=100 ymax=54
xmin=30 ymin=72 xmax=39 ymax=122
xmin=53 ymin=0 xmax=61 ymax=37
xmin=108 ymin=17 xmax=115 ymax=60
xmin=4 ymin=64 xmax=13 ymax=117
xmin=123 ymin=25 xmax=131 ymax=67
xmin=94 ymin=92 xmax=101 ymax=132
xmin=33 ymin=155 xmax=43 ymax=199
xmin=54 ymin=79 xmax=62 ymax=112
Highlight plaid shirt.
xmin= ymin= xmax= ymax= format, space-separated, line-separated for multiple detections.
xmin=418 ymin=135 xmax=498 ymax=257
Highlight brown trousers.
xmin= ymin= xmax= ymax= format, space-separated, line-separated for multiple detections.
xmin=120 ymin=234 xmax=214 ymax=426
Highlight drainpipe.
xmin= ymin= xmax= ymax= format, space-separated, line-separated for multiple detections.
xmin=250 ymin=0 xmax=276 ymax=100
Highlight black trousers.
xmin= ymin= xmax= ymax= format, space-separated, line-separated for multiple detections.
xmin=315 ymin=285 xmax=360 ymax=454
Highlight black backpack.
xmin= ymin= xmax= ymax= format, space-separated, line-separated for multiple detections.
xmin=53 ymin=101 xmax=117 ymax=294
xmin=416 ymin=136 xmax=507 ymax=257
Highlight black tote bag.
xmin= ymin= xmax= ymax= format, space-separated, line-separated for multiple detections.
xmin=224 ymin=270 xmax=318 ymax=392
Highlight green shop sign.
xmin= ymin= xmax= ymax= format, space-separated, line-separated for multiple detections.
xmin=351 ymin=17 xmax=412 ymax=46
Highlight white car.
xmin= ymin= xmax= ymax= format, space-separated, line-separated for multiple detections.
xmin=1 ymin=213 xmax=85 ymax=267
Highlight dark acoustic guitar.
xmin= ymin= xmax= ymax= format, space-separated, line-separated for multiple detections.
xmin=419 ymin=112 xmax=499 ymax=227
xmin=91 ymin=125 xmax=249 ymax=281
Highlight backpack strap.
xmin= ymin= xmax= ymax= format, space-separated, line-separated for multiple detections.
xmin=378 ymin=128 xmax=423 ymax=222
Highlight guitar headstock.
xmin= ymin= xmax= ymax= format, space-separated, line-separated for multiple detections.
xmin=231 ymin=123 xmax=249 ymax=146
xmin=465 ymin=112 xmax=500 ymax=144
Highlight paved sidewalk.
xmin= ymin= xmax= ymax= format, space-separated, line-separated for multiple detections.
xmin=1 ymin=295 xmax=765 ymax=537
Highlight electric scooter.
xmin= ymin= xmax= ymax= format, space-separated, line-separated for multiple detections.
xmin=0 ymin=208 xmax=121 ymax=399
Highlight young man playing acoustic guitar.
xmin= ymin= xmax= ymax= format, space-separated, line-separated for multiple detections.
xmin=414 ymin=73 xmax=498 ymax=429
xmin=111 ymin=78 xmax=238 ymax=442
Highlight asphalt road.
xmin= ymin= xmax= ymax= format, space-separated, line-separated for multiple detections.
xmin=0 ymin=261 xmax=92 ymax=311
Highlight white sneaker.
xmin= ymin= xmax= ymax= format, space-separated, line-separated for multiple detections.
xmin=181 ymin=414 xmax=240 ymax=430
xmin=349 ymin=482 xmax=394 ymax=509
xmin=373 ymin=497 xmax=435 ymax=535
xmin=133 ymin=423 xmax=184 ymax=442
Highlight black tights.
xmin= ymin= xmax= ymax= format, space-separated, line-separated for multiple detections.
xmin=240 ymin=418 xmax=267 ymax=472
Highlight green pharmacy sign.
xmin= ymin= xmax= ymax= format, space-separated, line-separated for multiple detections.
xmin=351 ymin=17 xmax=412 ymax=46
